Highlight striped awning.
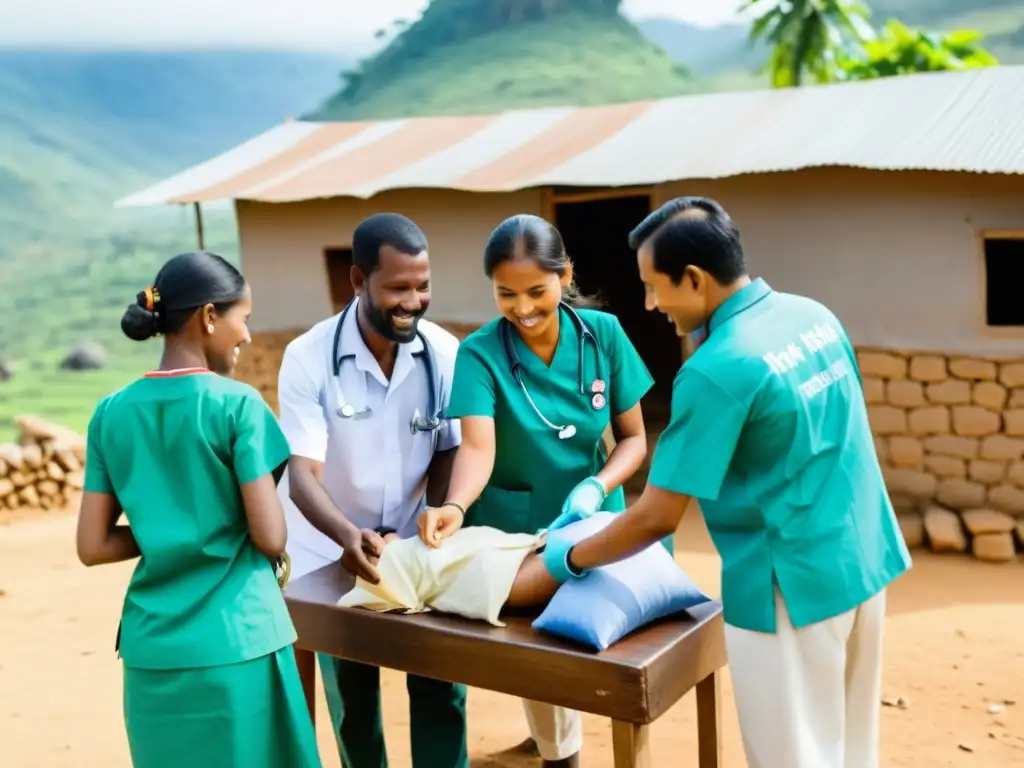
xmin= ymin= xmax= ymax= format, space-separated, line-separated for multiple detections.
xmin=116 ymin=65 xmax=1024 ymax=207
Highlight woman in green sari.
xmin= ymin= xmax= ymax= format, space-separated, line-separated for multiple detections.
xmin=75 ymin=251 xmax=321 ymax=767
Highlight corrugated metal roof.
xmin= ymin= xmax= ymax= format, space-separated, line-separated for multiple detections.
xmin=116 ymin=65 xmax=1024 ymax=207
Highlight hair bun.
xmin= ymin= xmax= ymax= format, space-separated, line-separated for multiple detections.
xmin=121 ymin=293 xmax=160 ymax=341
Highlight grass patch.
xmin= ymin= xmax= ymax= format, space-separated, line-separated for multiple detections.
xmin=0 ymin=355 xmax=153 ymax=443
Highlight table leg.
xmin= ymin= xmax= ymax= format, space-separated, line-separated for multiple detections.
xmin=695 ymin=670 xmax=722 ymax=768
xmin=295 ymin=645 xmax=316 ymax=724
xmin=611 ymin=720 xmax=651 ymax=768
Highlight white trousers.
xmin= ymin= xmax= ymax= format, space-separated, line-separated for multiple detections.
xmin=522 ymin=699 xmax=583 ymax=761
xmin=725 ymin=589 xmax=886 ymax=768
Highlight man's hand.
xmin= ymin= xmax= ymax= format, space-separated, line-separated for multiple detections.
xmin=541 ymin=530 xmax=584 ymax=585
xmin=418 ymin=504 xmax=464 ymax=548
xmin=339 ymin=528 xmax=384 ymax=584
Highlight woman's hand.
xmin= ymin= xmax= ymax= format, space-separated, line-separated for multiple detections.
xmin=418 ymin=504 xmax=464 ymax=548
xmin=77 ymin=491 xmax=140 ymax=567
xmin=548 ymin=476 xmax=606 ymax=532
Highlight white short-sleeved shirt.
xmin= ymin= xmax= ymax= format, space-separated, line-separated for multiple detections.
xmin=277 ymin=298 xmax=461 ymax=574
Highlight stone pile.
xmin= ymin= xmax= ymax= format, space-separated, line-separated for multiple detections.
xmin=861 ymin=350 xmax=1024 ymax=562
xmin=0 ymin=416 xmax=86 ymax=514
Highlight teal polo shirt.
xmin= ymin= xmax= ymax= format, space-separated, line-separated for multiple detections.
xmin=648 ymin=278 xmax=911 ymax=633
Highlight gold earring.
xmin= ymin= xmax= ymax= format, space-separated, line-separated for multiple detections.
xmin=207 ymin=324 xmax=215 ymax=334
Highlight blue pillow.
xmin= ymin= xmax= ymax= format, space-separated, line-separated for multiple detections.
xmin=532 ymin=512 xmax=711 ymax=651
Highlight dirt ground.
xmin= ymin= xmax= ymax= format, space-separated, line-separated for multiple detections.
xmin=1 ymin=507 xmax=1022 ymax=768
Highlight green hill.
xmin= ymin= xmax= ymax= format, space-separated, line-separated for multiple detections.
xmin=0 ymin=49 xmax=347 ymax=439
xmin=0 ymin=50 xmax=348 ymax=245
xmin=312 ymin=3 xmax=693 ymax=120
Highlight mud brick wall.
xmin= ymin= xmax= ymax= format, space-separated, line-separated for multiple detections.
xmin=861 ymin=351 xmax=1024 ymax=562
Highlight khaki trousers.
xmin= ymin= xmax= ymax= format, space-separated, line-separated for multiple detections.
xmin=522 ymin=699 xmax=583 ymax=761
xmin=725 ymin=588 xmax=887 ymax=768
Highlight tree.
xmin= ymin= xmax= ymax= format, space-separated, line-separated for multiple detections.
xmin=741 ymin=0 xmax=875 ymax=87
xmin=838 ymin=20 xmax=999 ymax=80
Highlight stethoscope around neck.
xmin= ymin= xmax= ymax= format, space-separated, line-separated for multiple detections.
xmin=330 ymin=301 xmax=443 ymax=434
xmin=499 ymin=302 xmax=604 ymax=440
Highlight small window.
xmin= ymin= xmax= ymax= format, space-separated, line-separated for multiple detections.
xmin=324 ymin=248 xmax=354 ymax=314
xmin=983 ymin=238 xmax=1024 ymax=327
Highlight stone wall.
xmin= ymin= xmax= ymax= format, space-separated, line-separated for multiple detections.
xmin=234 ymin=330 xmax=305 ymax=414
xmin=860 ymin=350 xmax=1024 ymax=562
xmin=237 ymin=331 xmax=1024 ymax=563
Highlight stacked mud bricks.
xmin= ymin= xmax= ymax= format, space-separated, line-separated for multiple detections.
xmin=862 ymin=351 xmax=1024 ymax=562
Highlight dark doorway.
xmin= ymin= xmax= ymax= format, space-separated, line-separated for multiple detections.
xmin=323 ymin=247 xmax=354 ymax=313
xmin=555 ymin=195 xmax=681 ymax=412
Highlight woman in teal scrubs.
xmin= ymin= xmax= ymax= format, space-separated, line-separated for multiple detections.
xmin=75 ymin=252 xmax=321 ymax=768
xmin=417 ymin=214 xmax=654 ymax=768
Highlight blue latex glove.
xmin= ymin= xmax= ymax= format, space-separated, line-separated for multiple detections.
xmin=542 ymin=530 xmax=588 ymax=584
xmin=545 ymin=477 xmax=606 ymax=533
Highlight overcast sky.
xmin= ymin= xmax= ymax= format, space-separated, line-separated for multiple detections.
xmin=0 ymin=0 xmax=742 ymax=52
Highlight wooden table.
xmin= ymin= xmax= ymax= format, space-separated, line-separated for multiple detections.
xmin=285 ymin=565 xmax=727 ymax=768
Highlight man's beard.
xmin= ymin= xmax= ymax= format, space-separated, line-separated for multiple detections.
xmin=362 ymin=291 xmax=425 ymax=343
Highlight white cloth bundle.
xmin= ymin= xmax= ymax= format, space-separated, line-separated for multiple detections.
xmin=338 ymin=526 xmax=542 ymax=626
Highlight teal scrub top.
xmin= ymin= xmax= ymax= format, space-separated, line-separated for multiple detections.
xmin=648 ymin=279 xmax=911 ymax=633
xmin=448 ymin=307 xmax=653 ymax=535
xmin=84 ymin=371 xmax=297 ymax=669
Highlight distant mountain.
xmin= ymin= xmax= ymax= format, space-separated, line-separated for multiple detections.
xmin=0 ymin=49 xmax=349 ymax=243
xmin=870 ymin=0 xmax=1022 ymax=27
xmin=633 ymin=20 xmax=766 ymax=78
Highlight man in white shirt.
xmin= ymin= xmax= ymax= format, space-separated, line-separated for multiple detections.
xmin=277 ymin=213 xmax=467 ymax=768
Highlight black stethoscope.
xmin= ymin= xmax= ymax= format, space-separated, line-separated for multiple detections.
xmin=500 ymin=302 xmax=605 ymax=440
xmin=331 ymin=301 xmax=443 ymax=434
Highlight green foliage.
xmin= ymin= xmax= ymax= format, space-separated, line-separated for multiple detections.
xmin=839 ymin=20 xmax=999 ymax=79
xmin=742 ymin=0 xmax=1001 ymax=88
xmin=908 ymin=3 xmax=1024 ymax=65
xmin=645 ymin=0 xmax=1024 ymax=90
xmin=313 ymin=8 xmax=692 ymax=120
xmin=741 ymin=0 xmax=875 ymax=87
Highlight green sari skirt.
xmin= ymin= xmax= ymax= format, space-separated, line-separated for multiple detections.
xmin=123 ymin=646 xmax=321 ymax=768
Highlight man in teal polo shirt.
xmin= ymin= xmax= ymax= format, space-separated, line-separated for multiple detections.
xmin=542 ymin=197 xmax=911 ymax=768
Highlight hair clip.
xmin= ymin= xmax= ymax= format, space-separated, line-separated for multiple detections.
xmin=143 ymin=286 xmax=161 ymax=311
